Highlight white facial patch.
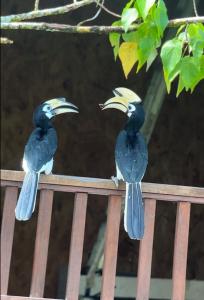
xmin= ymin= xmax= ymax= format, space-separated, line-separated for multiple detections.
xmin=42 ymin=104 xmax=53 ymax=119
xmin=127 ymin=103 xmax=136 ymax=117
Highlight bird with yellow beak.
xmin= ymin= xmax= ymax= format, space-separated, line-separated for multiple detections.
xmin=100 ymin=87 xmax=148 ymax=239
xmin=15 ymin=98 xmax=78 ymax=221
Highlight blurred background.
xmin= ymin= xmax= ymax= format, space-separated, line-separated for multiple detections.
xmin=1 ymin=0 xmax=204 ymax=298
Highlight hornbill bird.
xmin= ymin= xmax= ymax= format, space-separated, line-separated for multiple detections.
xmin=15 ymin=98 xmax=78 ymax=221
xmin=100 ymin=87 xmax=148 ymax=239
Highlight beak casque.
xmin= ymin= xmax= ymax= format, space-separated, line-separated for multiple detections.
xmin=100 ymin=87 xmax=141 ymax=113
xmin=45 ymin=98 xmax=79 ymax=114
xmin=113 ymin=87 xmax=142 ymax=103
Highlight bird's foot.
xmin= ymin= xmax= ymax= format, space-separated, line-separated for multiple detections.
xmin=111 ymin=176 xmax=119 ymax=188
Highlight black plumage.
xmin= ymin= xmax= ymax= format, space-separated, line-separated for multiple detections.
xmin=15 ymin=98 xmax=78 ymax=221
xmin=115 ymin=104 xmax=148 ymax=239
xmin=101 ymin=88 xmax=148 ymax=239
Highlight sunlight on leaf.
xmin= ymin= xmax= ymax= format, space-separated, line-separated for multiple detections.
xmin=121 ymin=8 xmax=138 ymax=32
xmin=136 ymin=0 xmax=155 ymax=20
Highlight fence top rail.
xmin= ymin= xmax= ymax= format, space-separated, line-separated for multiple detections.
xmin=1 ymin=169 xmax=204 ymax=199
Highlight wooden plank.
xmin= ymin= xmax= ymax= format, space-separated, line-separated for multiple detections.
xmin=144 ymin=192 xmax=204 ymax=204
xmin=101 ymin=195 xmax=122 ymax=300
xmin=2 ymin=180 xmax=204 ymax=204
xmin=172 ymin=202 xmax=191 ymax=300
xmin=80 ymin=275 xmax=204 ymax=300
xmin=1 ymin=169 xmax=204 ymax=198
xmin=1 ymin=296 xmax=59 ymax=300
xmin=1 ymin=187 xmax=18 ymax=294
xmin=30 ymin=190 xmax=54 ymax=297
xmin=136 ymin=199 xmax=156 ymax=300
xmin=65 ymin=193 xmax=88 ymax=300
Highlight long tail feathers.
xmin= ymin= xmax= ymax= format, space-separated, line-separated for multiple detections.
xmin=124 ymin=182 xmax=144 ymax=240
xmin=15 ymin=171 xmax=39 ymax=221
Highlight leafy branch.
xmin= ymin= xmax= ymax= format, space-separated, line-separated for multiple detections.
xmin=1 ymin=17 xmax=204 ymax=35
xmin=109 ymin=0 xmax=204 ymax=96
xmin=1 ymin=0 xmax=204 ymax=96
xmin=1 ymin=0 xmax=96 ymax=23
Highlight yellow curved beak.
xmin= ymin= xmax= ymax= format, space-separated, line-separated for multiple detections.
xmin=100 ymin=96 xmax=129 ymax=113
xmin=45 ymin=98 xmax=79 ymax=114
xmin=113 ymin=87 xmax=142 ymax=103
xmin=100 ymin=87 xmax=141 ymax=113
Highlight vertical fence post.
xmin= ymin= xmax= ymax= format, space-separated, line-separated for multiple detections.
xmin=136 ymin=199 xmax=156 ymax=300
xmin=172 ymin=202 xmax=191 ymax=300
xmin=30 ymin=190 xmax=54 ymax=297
xmin=1 ymin=187 xmax=18 ymax=295
xmin=101 ymin=195 xmax=122 ymax=300
xmin=66 ymin=193 xmax=88 ymax=300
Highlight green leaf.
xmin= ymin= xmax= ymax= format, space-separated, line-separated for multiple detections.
xmin=176 ymin=25 xmax=186 ymax=36
xmin=161 ymin=38 xmax=183 ymax=91
xmin=187 ymin=23 xmax=204 ymax=57
xmin=109 ymin=32 xmax=120 ymax=48
xmin=135 ymin=22 xmax=159 ymax=71
xmin=176 ymin=56 xmax=202 ymax=96
xmin=152 ymin=0 xmax=168 ymax=37
xmin=176 ymin=75 xmax=185 ymax=96
xmin=136 ymin=0 xmax=155 ymax=20
xmin=146 ymin=48 xmax=158 ymax=71
xmin=122 ymin=31 xmax=137 ymax=42
xmin=109 ymin=20 xmax=121 ymax=60
xmin=119 ymin=42 xmax=138 ymax=78
xmin=180 ymin=57 xmax=200 ymax=88
xmin=200 ymin=55 xmax=204 ymax=75
xmin=124 ymin=0 xmax=135 ymax=9
xmin=121 ymin=8 xmax=138 ymax=32
xmin=109 ymin=32 xmax=121 ymax=60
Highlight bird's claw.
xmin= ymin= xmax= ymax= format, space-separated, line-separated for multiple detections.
xmin=111 ymin=176 xmax=119 ymax=188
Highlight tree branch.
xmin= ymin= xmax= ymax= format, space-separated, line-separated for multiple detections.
xmin=96 ymin=2 xmax=121 ymax=18
xmin=1 ymin=0 xmax=96 ymax=22
xmin=192 ymin=0 xmax=199 ymax=17
xmin=34 ymin=0 xmax=40 ymax=11
xmin=1 ymin=17 xmax=204 ymax=34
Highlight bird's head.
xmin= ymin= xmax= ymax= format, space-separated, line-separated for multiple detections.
xmin=100 ymin=87 xmax=143 ymax=118
xmin=33 ymin=97 xmax=78 ymax=127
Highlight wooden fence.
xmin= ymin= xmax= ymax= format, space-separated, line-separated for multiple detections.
xmin=1 ymin=169 xmax=204 ymax=300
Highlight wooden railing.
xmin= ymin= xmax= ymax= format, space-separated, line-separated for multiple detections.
xmin=1 ymin=169 xmax=204 ymax=300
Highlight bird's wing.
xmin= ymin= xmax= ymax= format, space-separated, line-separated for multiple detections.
xmin=115 ymin=130 xmax=148 ymax=183
xmin=24 ymin=127 xmax=57 ymax=172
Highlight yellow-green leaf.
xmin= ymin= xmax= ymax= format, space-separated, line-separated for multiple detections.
xmin=119 ymin=42 xmax=138 ymax=78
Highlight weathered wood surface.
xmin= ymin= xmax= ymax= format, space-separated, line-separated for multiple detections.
xmin=30 ymin=190 xmax=54 ymax=297
xmin=101 ymin=195 xmax=122 ymax=299
xmin=1 ymin=187 xmax=18 ymax=294
xmin=1 ymin=170 xmax=204 ymax=200
xmin=66 ymin=193 xmax=88 ymax=300
xmin=1 ymin=169 xmax=204 ymax=300
xmin=136 ymin=199 xmax=156 ymax=300
xmin=172 ymin=202 xmax=191 ymax=300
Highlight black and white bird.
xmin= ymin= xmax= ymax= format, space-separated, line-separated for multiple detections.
xmin=15 ymin=98 xmax=78 ymax=221
xmin=100 ymin=87 xmax=148 ymax=239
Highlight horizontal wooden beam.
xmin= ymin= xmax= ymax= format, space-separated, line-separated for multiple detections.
xmin=1 ymin=170 xmax=204 ymax=201
xmin=2 ymin=278 xmax=204 ymax=300
xmin=1 ymin=297 xmax=58 ymax=300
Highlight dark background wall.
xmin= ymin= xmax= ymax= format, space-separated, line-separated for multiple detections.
xmin=1 ymin=0 xmax=204 ymax=297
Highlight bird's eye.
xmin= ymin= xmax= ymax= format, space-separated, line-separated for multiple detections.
xmin=128 ymin=104 xmax=135 ymax=112
xmin=47 ymin=105 xmax=51 ymax=111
